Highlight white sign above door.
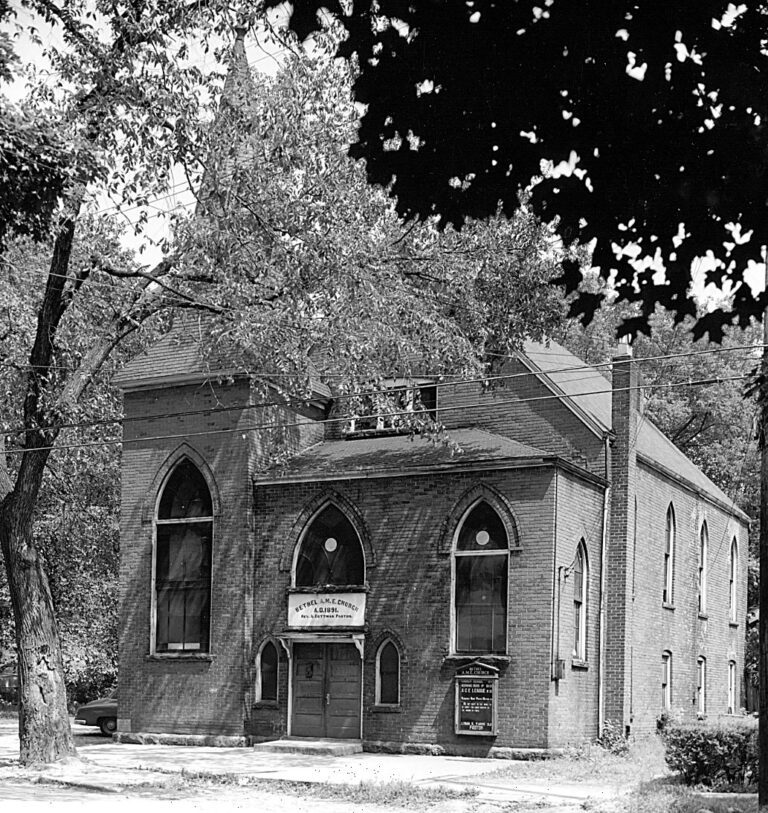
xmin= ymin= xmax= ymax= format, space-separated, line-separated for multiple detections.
xmin=287 ymin=592 xmax=366 ymax=628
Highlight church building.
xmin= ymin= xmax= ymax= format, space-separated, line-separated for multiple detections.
xmin=114 ymin=321 xmax=748 ymax=754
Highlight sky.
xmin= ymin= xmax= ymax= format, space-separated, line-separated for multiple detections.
xmin=2 ymin=1 xmax=765 ymax=307
xmin=1 ymin=2 xmax=291 ymax=267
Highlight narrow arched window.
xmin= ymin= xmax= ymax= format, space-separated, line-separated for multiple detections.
xmin=257 ymin=641 xmax=278 ymax=703
xmin=661 ymin=650 xmax=672 ymax=710
xmin=376 ymin=639 xmax=400 ymax=706
xmin=729 ymin=538 xmax=738 ymax=624
xmin=453 ymin=501 xmax=509 ymax=655
xmin=727 ymin=659 xmax=738 ymax=714
xmin=154 ymin=459 xmax=213 ymax=653
xmin=698 ymin=522 xmax=708 ymax=615
xmin=663 ymin=505 xmax=675 ymax=605
xmin=295 ymin=504 xmax=365 ymax=587
xmin=573 ymin=542 xmax=588 ymax=662
xmin=696 ymin=656 xmax=706 ymax=715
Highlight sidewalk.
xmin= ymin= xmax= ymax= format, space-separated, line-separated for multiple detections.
xmin=0 ymin=719 xmax=628 ymax=809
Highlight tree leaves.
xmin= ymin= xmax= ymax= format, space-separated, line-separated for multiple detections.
xmin=268 ymin=1 xmax=768 ymax=341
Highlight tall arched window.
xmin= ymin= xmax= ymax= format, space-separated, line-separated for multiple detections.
xmin=295 ymin=504 xmax=365 ymax=587
xmin=663 ymin=505 xmax=675 ymax=605
xmin=573 ymin=542 xmax=588 ymax=661
xmin=698 ymin=522 xmax=708 ymax=615
xmin=375 ymin=639 xmax=400 ymax=706
xmin=727 ymin=659 xmax=738 ymax=714
xmin=661 ymin=650 xmax=672 ymax=710
xmin=729 ymin=538 xmax=738 ymax=624
xmin=453 ymin=501 xmax=509 ymax=655
xmin=696 ymin=656 xmax=706 ymax=716
xmin=256 ymin=640 xmax=278 ymax=703
xmin=154 ymin=459 xmax=213 ymax=653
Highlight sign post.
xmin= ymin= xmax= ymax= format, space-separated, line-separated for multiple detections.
xmin=454 ymin=661 xmax=499 ymax=736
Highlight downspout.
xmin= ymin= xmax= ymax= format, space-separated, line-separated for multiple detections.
xmin=597 ymin=435 xmax=611 ymax=738
xmin=550 ymin=468 xmax=559 ymax=683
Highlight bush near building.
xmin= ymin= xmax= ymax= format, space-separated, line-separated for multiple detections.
xmin=662 ymin=718 xmax=757 ymax=791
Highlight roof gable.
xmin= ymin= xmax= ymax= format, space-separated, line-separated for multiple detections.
xmin=522 ymin=339 xmax=744 ymax=517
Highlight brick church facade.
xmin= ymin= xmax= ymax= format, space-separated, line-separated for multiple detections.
xmin=115 ymin=322 xmax=748 ymax=753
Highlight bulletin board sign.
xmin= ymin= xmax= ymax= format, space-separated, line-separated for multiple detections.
xmin=454 ymin=661 xmax=498 ymax=736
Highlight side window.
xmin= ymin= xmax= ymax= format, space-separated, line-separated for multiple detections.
xmin=661 ymin=650 xmax=672 ymax=711
xmin=154 ymin=459 xmax=213 ymax=654
xmin=573 ymin=541 xmax=588 ymax=662
xmin=698 ymin=522 xmax=708 ymax=615
xmin=295 ymin=505 xmax=365 ymax=587
xmin=257 ymin=640 xmax=278 ymax=703
xmin=375 ymin=639 xmax=401 ymax=706
xmin=727 ymin=660 xmax=737 ymax=714
xmin=729 ymin=538 xmax=738 ymax=624
xmin=453 ymin=501 xmax=510 ymax=655
xmin=696 ymin=656 xmax=706 ymax=716
xmin=663 ymin=504 xmax=675 ymax=605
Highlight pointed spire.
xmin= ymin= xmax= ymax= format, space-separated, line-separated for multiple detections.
xmin=196 ymin=21 xmax=256 ymax=218
xmin=220 ymin=22 xmax=253 ymax=114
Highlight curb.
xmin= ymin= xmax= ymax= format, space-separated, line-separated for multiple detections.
xmin=34 ymin=776 xmax=122 ymax=794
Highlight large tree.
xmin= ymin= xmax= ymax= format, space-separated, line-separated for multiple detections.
xmin=268 ymin=0 xmax=768 ymax=340
xmin=1 ymin=5 xmax=564 ymax=764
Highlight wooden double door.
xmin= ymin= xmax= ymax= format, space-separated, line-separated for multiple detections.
xmin=292 ymin=643 xmax=361 ymax=739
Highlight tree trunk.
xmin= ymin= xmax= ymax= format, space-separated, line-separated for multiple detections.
xmin=0 ymin=488 xmax=76 ymax=765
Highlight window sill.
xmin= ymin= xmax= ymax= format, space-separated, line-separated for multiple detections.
xmin=571 ymin=659 xmax=589 ymax=670
xmin=145 ymin=653 xmax=215 ymax=662
xmin=372 ymin=704 xmax=402 ymax=713
xmin=698 ymin=613 xmax=709 ymax=621
xmin=444 ymin=654 xmax=510 ymax=664
xmin=288 ymin=585 xmax=369 ymax=594
xmin=729 ymin=621 xmax=740 ymax=628
xmin=662 ymin=602 xmax=675 ymax=611
xmin=253 ymin=700 xmax=279 ymax=710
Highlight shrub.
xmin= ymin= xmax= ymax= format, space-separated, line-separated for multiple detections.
xmin=597 ymin=720 xmax=630 ymax=755
xmin=662 ymin=718 xmax=757 ymax=791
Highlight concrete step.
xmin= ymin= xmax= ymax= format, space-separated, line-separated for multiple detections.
xmin=252 ymin=737 xmax=363 ymax=756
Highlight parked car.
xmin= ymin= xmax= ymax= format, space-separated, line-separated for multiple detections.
xmin=0 ymin=665 xmax=18 ymax=706
xmin=74 ymin=689 xmax=117 ymax=736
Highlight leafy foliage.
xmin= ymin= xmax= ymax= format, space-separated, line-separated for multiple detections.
xmin=177 ymin=27 xmax=566 ymax=388
xmin=663 ymin=719 xmax=758 ymax=791
xmin=269 ymin=1 xmax=768 ymax=340
xmin=0 ymin=5 xmax=567 ymax=762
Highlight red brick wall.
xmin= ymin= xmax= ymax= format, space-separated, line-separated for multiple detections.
xmin=604 ymin=352 xmax=636 ymax=730
xmin=119 ymin=380 xmax=255 ymax=735
xmin=630 ymin=461 xmax=747 ymax=732
xmin=438 ymin=360 xmax=606 ymax=477
xmin=547 ymin=469 xmax=606 ymax=746
xmin=250 ymin=465 xmax=604 ymax=750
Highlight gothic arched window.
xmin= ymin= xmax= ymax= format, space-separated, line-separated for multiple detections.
xmin=295 ymin=505 xmax=365 ymax=587
xmin=663 ymin=504 xmax=675 ymax=605
xmin=257 ymin=640 xmax=278 ymax=703
xmin=453 ymin=501 xmax=509 ymax=654
xmin=375 ymin=639 xmax=401 ymax=706
xmin=698 ymin=522 xmax=709 ymax=615
xmin=154 ymin=459 xmax=213 ymax=653
xmin=729 ymin=538 xmax=738 ymax=623
xmin=573 ymin=541 xmax=588 ymax=661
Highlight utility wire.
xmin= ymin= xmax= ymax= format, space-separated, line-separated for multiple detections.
xmin=1 ymin=343 xmax=763 ymax=436
xmin=2 ymin=374 xmax=751 ymax=455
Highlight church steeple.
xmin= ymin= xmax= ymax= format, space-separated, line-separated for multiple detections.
xmin=196 ymin=21 xmax=256 ymax=218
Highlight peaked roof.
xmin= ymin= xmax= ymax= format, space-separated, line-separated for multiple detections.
xmin=522 ymin=339 xmax=747 ymax=520
xmin=113 ymin=316 xmax=331 ymax=399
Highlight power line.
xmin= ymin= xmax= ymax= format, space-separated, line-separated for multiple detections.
xmin=2 ymin=342 xmax=763 ymax=437
xmin=2 ymin=373 xmax=751 ymax=455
